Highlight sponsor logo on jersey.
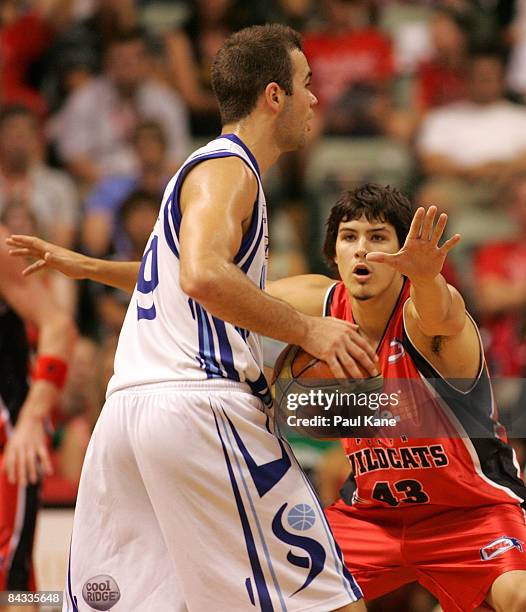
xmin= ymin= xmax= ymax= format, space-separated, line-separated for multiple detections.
xmin=82 ymin=575 xmax=120 ymax=610
xmin=480 ymin=536 xmax=523 ymax=561
xmin=388 ymin=339 xmax=405 ymax=364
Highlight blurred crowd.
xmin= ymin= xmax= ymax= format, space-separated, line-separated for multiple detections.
xmin=3 ymin=1 xmax=526 ymax=609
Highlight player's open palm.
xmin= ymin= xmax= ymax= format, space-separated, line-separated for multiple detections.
xmin=6 ymin=234 xmax=88 ymax=279
xmin=366 ymin=206 xmax=460 ymax=283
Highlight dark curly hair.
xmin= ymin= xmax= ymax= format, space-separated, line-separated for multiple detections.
xmin=323 ymin=183 xmax=414 ymax=273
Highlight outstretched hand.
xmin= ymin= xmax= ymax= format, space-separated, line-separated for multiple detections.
xmin=6 ymin=235 xmax=89 ymax=279
xmin=366 ymin=206 xmax=460 ymax=283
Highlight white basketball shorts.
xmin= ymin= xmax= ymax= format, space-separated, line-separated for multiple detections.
xmin=63 ymin=381 xmax=362 ymax=611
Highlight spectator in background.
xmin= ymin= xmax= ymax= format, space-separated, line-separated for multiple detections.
xmin=0 ymin=0 xmax=72 ymax=118
xmin=265 ymin=0 xmax=319 ymax=33
xmin=0 ymin=105 xmax=79 ymax=249
xmin=92 ymin=191 xmax=160 ymax=337
xmin=417 ymin=49 xmax=526 ymax=219
xmin=415 ymin=8 xmax=469 ymax=115
xmin=473 ymin=173 xmax=526 ymax=377
xmin=303 ymin=0 xmax=394 ymax=137
xmin=165 ymin=0 xmax=241 ymax=138
xmin=81 ymin=121 xmax=169 ymax=257
xmin=50 ymin=28 xmax=189 ymax=186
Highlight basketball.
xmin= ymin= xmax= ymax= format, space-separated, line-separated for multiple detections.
xmin=272 ymin=344 xmax=385 ymax=438
xmin=274 ymin=345 xmax=372 ymax=382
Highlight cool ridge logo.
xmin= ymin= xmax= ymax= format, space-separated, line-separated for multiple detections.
xmin=82 ymin=575 xmax=121 ymax=610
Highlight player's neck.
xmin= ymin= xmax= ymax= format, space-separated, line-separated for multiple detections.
xmin=221 ymin=120 xmax=281 ymax=174
xmin=348 ymin=276 xmax=405 ymax=347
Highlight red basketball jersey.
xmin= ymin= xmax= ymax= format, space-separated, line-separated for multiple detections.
xmin=325 ymin=279 xmax=526 ymax=509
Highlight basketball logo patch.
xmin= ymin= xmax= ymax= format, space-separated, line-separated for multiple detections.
xmin=480 ymin=536 xmax=523 ymax=561
xmin=287 ymin=504 xmax=316 ymax=531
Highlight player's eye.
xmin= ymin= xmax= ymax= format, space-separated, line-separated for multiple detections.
xmin=371 ymin=234 xmax=385 ymax=241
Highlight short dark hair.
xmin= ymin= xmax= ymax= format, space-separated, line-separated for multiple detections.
xmin=323 ymin=183 xmax=413 ymax=272
xmin=211 ymin=24 xmax=303 ymax=125
xmin=0 ymin=105 xmax=36 ymax=130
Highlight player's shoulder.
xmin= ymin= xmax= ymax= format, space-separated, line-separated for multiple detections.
xmin=184 ymin=154 xmax=257 ymax=193
xmin=267 ymin=274 xmax=335 ymax=316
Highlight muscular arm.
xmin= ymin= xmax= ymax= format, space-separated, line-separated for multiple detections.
xmin=266 ymin=274 xmax=334 ymax=315
xmin=178 ymin=157 xmax=378 ymax=377
xmin=178 ymin=157 xmax=314 ymax=345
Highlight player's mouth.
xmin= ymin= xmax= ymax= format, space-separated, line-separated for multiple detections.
xmin=352 ymin=263 xmax=372 ymax=282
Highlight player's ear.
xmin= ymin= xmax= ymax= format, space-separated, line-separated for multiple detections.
xmin=265 ymin=82 xmax=283 ymax=113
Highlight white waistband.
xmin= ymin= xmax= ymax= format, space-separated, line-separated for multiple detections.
xmin=107 ymin=379 xmax=254 ymax=397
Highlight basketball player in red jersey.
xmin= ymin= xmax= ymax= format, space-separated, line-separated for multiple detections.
xmin=0 ymin=224 xmax=76 ymax=612
xmin=7 ymin=183 xmax=526 ymax=610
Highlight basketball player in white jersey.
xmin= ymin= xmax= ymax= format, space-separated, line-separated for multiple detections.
xmin=10 ymin=25 xmax=379 ymax=611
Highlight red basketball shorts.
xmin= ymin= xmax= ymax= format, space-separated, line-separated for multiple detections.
xmin=326 ymin=499 xmax=526 ymax=611
xmin=0 ymin=455 xmax=38 ymax=591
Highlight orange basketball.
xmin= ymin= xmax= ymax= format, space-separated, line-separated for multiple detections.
xmin=273 ymin=344 xmax=371 ymax=383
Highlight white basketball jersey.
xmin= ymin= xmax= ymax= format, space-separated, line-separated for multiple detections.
xmin=107 ymin=134 xmax=271 ymax=404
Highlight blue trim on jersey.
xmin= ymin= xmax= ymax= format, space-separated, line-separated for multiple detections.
xmin=285 ymin=442 xmax=362 ymax=601
xmin=164 ymin=147 xmax=262 ymax=269
xmin=66 ymin=545 xmax=79 ymax=612
xmin=211 ymin=315 xmax=241 ymax=381
xmin=163 ymin=192 xmax=179 ymax=258
xmin=248 ymin=372 xmax=273 ymax=407
xmin=245 ymin=578 xmax=256 ymax=606
xmin=235 ymin=326 xmax=250 ymax=341
xmin=211 ymin=404 xmax=274 ymax=611
xmin=240 ymin=218 xmax=264 ymax=274
xmin=218 ymin=405 xmax=287 ymax=611
xmin=221 ymin=134 xmax=261 ymax=179
xmin=195 ymin=303 xmax=223 ymax=378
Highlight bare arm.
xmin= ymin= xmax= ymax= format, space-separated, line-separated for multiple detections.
xmin=179 ymin=157 xmax=378 ymax=377
xmin=0 ymin=227 xmax=77 ymax=485
xmin=266 ymin=274 xmax=334 ymax=315
xmin=6 ymin=235 xmax=140 ymax=293
xmin=367 ymin=207 xmax=479 ymax=379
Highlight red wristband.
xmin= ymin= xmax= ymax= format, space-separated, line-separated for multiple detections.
xmin=32 ymin=355 xmax=68 ymax=390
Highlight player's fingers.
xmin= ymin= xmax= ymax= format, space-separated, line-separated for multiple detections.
xmin=407 ymin=207 xmax=425 ymax=240
xmin=336 ymin=349 xmax=365 ymax=379
xmin=344 ymin=339 xmax=379 ymax=377
xmin=16 ymin=450 xmax=27 ymax=488
xmin=440 ymin=234 xmax=461 ymax=254
xmin=8 ymin=234 xmax=47 ymax=250
xmin=26 ymin=448 xmax=38 ymax=485
xmin=421 ymin=206 xmax=437 ymax=241
xmin=21 ymin=259 xmax=47 ymax=276
xmin=366 ymin=251 xmax=397 ymax=265
xmin=37 ymin=446 xmax=53 ymax=477
xmin=325 ymin=356 xmax=346 ymax=379
xmin=430 ymin=213 xmax=448 ymax=247
xmin=344 ymin=330 xmax=378 ymax=364
xmin=7 ymin=247 xmax=32 ymax=257
xmin=0 ymin=452 xmax=13 ymax=482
